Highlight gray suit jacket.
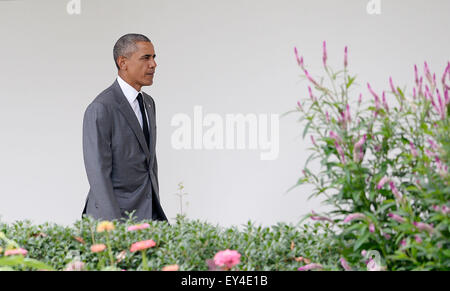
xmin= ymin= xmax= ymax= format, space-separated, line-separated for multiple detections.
xmin=82 ymin=80 xmax=168 ymax=222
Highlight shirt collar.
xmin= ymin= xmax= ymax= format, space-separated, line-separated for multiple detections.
xmin=117 ymin=75 xmax=143 ymax=104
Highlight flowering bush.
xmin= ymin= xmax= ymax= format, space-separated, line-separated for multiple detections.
xmin=0 ymin=215 xmax=340 ymax=271
xmin=290 ymin=41 xmax=450 ymax=270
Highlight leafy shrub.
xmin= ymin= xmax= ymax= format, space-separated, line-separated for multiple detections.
xmin=0 ymin=215 xmax=340 ymax=271
xmin=289 ymin=42 xmax=450 ymax=270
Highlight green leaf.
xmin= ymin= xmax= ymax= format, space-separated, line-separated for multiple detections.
xmin=346 ymin=76 xmax=356 ymax=89
xmin=302 ymin=120 xmax=312 ymax=139
xmin=353 ymin=230 xmax=370 ymax=251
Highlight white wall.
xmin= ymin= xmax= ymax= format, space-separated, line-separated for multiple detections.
xmin=0 ymin=0 xmax=449 ymax=227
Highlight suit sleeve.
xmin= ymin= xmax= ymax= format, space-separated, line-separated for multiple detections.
xmin=82 ymin=102 xmax=121 ymax=220
xmin=151 ymin=97 xmax=160 ymax=200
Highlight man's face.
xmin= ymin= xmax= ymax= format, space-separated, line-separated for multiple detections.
xmin=121 ymin=41 xmax=157 ymax=87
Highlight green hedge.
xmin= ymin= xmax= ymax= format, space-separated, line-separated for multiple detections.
xmin=0 ymin=215 xmax=341 ymax=271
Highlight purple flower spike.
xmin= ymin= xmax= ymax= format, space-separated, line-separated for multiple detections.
xmin=335 ymin=141 xmax=346 ymax=164
xmin=409 ymin=142 xmax=418 ymax=157
xmin=304 ymin=70 xmax=319 ymax=87
xmin=424 ymin=61 xmax=432 ymax=84
xmin=389 ymin=181 xmax=403 ymax=201
xmin=389 ymin=77 xmax=397 ymax=94
xmin=377 ymin=176 xmax=389 ymax=189
xmin=382 ymin=91 xmax=389 ymax=112
xmin=298 ymin=263 xmax=323 ymax=271
xmin=340 ymin=258 xmax=352 ymax=271
xmin=414 ymin=64 xmax=419 ymax=85
xmin=343 ymin=213 xmax=365 ymax=223
xmin=388 ymin=213 xmax=406 ymax=223
xmin=413 ymin=222 xmax=434 ymax=234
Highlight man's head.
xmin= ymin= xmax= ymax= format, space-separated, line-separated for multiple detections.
xmin=113 ymin=33 xmax=157 ymax=90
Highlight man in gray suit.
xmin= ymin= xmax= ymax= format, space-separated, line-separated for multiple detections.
xmin=82 ymin=33 xmax=168 ymax=223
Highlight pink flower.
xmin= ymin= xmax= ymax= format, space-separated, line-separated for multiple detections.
xmin=413 ymin=87 xmax=417 ymax=99
xmin=130 ymin=239 xmax=156 ymax=252
xmin=297 ymin=101 xmax=303 ymax=111
xmin=377 ymin=176 xmax=389 ymax=189
xmin=367 ymin=83 xmax=380 ymax=111
xmin=388 ymin=213 xmax=406 ymax=223
xmin=414 ymin=64 xmax=419 ymax=85
xmin=441 ymin=205 xmax=450 ymax=215
xmin=329 ymin=131 xmax=342 ymax=143
xmin=335 ymin=141 xmax=346 ymax=164
xmin=294 ymin=47 xmax=304 ymax=69
xmin=400 ymin=239 xmax=407 ymax=247
xmin=213 ymin=249 xmax=241 ymax=269
xmin=90 ymin=244 xmax=106 ymax=253
xmin=361 ymin=250 xmax=367 ymax=257
xmin=340 ymin=258 xmax=352 ymax=271
xmin=344 ymin=46 xmax=348 ymax=68
xmin=445 ymin=88 xmax=449 ymax=105
xmin=442 ymin=62 xmax=450 ymax=89
xmin=345 ymin=104 xmax=351 ymax=123
xmin=4 ymin=248 xmax=28 ymax=256
xmin=418 ymin=77 xmax=423 ymax=95
xmin=127 ymin=223 xmax=150 ymax=232
xmin=354 ymin=134 xmax=367 ymax=150
xmin=308 ymin=86 xmax=316 ymax=102
xmin=310 ymin=135 xmax=317 ymax=147
xmin=427 ymin=138 xmax=438 ymax=150
xmin=382 ymin=91 xmax=389 ymax=112
xmin=162 ymin=264 xmax=179 ymax=271
xmin=436 ymin=88 xmax=446 ymax=120
xmin=343 ymin=213 xmax=365 ymax=223
xmin=389 ymin=77 xmax=397 ymax=95
xmin=298 ymin=263 xmax=323 ymax=271
xmin=424 ymin=61 xmax=432 ymax=84
xmin=389 ymin=181 xmax=403 ymax=201
xmin=322 ymin=41 xmax=327 ymax=67
xmin=304 ymin=70 xmax=319 ymax=87
xmin=425 ymin=149 xmax=435 ymax=158
xmin=369 ymin=223 xmax=375 ymax=233
xmin=414 ymin=235 xmax=422 ymax=244
xmin=413 ymin=222 xmax=434 ymax=234
xmin=409 ymin=142 xmax=418 ymax=157
xmin=383 ymin=233 xmax=391 ymax=240
xmin=310 ymin=211 xmax=333 ymax=223
xmin=353 ymin=134 xmax=366 ymax=163
xmin=358 ymin=93 xmax=362 ymax=105
xmin=325 ymin=111 xmax=330 ymax=123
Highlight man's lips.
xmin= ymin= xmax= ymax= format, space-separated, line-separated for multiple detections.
xmin=146 ymin=72 xmax=155 ymax=76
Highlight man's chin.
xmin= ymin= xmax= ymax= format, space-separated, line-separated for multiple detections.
xmin=141 ymin=80 xmax=153 ymax=87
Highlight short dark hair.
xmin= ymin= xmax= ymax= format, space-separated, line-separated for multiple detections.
xmin=113 ymin=33 xmax=151 ymax=70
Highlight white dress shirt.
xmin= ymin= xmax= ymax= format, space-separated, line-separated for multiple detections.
xmin=117 ymin=75 xmax=150 ymax=129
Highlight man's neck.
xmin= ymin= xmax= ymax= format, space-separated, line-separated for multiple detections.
xmin=118 ymin=72 xmax=141 ymax=92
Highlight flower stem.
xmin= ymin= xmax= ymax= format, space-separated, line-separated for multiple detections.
xmin=141 ymin=250 xmax=149 ymax=271
xmin=105 ymin=232 xmax=115 ymax=266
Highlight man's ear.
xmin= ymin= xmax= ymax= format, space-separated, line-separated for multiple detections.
xmin=117 ymin=56 xmax=127 ymax=70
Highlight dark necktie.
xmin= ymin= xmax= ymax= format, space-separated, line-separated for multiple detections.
xmin=136 ymin=93 xmax=150 ymax=148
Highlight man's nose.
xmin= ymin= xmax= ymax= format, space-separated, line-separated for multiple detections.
xmin=150 ymin=59 xmax=157 ymax=69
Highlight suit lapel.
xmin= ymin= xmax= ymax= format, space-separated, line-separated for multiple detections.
xmin=112 ymin=81 xmax=151 ymax=163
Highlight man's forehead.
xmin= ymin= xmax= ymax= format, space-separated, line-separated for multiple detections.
xmin=136 ymin=41 xmax=154 ymax=53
